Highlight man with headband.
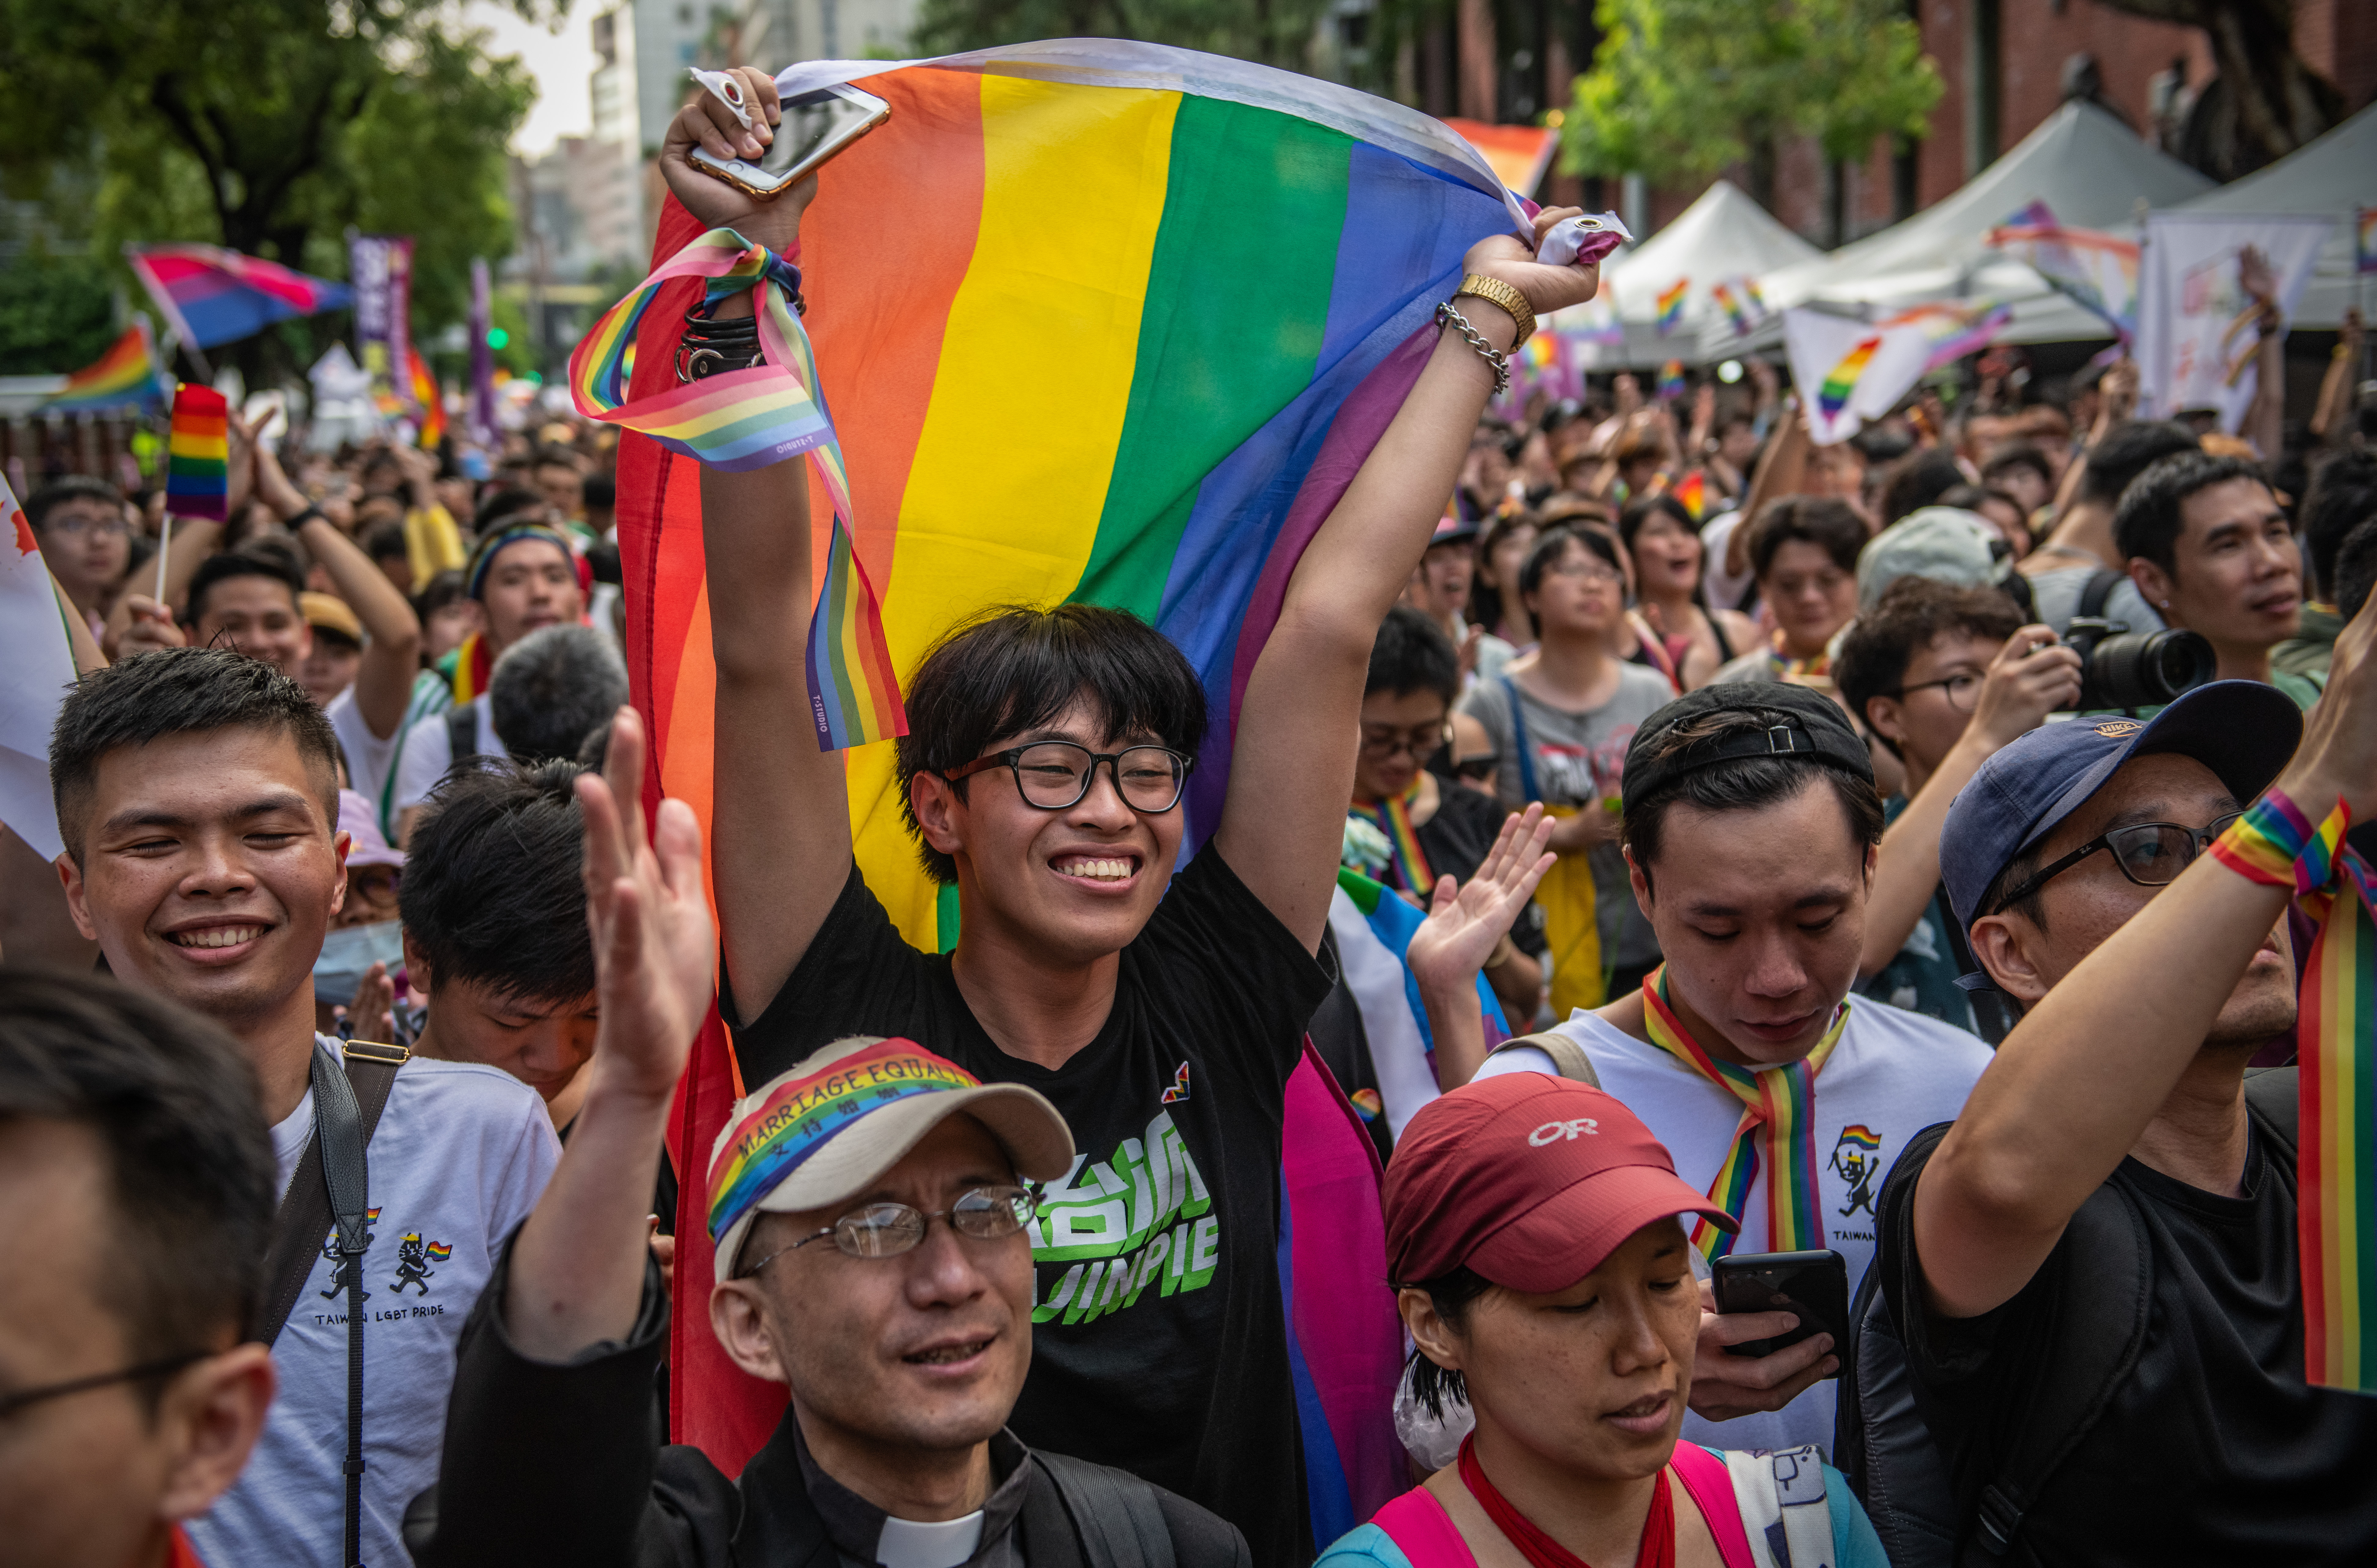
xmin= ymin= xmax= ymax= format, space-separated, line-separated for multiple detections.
xmin=415 ymin=707 xmax=1249 ymax=1568
xmin=393 ymin=522 xmax=587 ymax=844
xmin=1476 ymin=684 xmax=1991 ymax=1455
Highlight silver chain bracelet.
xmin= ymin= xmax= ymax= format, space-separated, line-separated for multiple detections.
xmin=1435 ymin=301 xmax=1511 ymax=397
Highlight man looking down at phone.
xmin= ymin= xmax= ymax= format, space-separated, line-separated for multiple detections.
xmin=414 ymin=711 xmax=1251 ymax=1568
xmin=1474 ymin=685 xmax=1992 ymax=1456
xmin=661 ymin=67 xmax=1606 ymax=1568
xmin=1873 ymin=602 xmax=2377 ymax=1563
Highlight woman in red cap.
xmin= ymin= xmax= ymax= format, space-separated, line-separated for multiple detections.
xmin=1319 ymin=1072 xmax=1885 ymax=1568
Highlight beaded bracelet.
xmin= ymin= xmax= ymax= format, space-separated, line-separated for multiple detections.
xmin=2209 ymin=786 xmax=2350 ymax=896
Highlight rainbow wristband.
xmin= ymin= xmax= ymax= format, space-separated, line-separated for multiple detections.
xmin=2210 ymin=788 xmax=2351 ymax=896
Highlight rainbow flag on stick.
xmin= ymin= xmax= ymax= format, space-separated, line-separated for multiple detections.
xmin=409 ymin=353 xmax=446 ymax=450
xmin=1656 ymin=358 xmax=1687 ymax=402
xmin=43 ymin=321 xmax=168 ymax=413
xmin=1655 ymin=277 xmax=1690 ymax=336
xmin=164 ymin=385 xmax=229 ymax=522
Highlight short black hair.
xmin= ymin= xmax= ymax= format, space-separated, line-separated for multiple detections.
xmin=2301 ymin=452 xmax=2377 ymax=600
xmin=398 ymin=758 xmax=593 ymax=1006
xmin=582 ymin=475 xmax=617 ymax=511
xmin=1834 ymin=578 xmax=2024 ymax=759
xmin=1617 ymin=493 xmax=1695 ymax=556
xmin=2333 ymin=518 xmax=2377 ymax=624
xmin=1877 ymin=449 xmax=1966 ymax=528
xmin=0 ymin=971 xmax=274 ymax=1362
xmin=26 ymin=475 xmax=122 ymax=530
xmin=363 ymin=521 xmax=410 ymax=567
xmin=2112 ymin=450 xmax=2270 ymax=577
xmin=51 ymin=648 xmax=339 ymax=863
xmin=413 ymin=569 xmax=469 ymax=623
xmin=1366 ymin=606 xmax=1460 ymax=705
xmin=530 ymin=445 xmax=581 ymax=474
xmin=472 ymin=487 xmax=545 ymax=534
xmin=1518 ymin=524 xmax=1623 ymax=601
xmin=1980 ymin=446 xmax=2054 ymax=493
xmin=895 ymin=605 xmax=1208 ymax=885
xmin=185 ymin=549 xmax=304 ymax=629
xmin=1745 ymin=496 xmax=1865 ymax=580
xmin=1396 ymin=1263 xmax=1494 ymax=1420
xmin=489 ymin=625 xmax=629 ymax=764
xmin=1620 ymin=703 xmax=1885 ymax=893
xmin=2076 ymin=421 xmax=2199 ymax=508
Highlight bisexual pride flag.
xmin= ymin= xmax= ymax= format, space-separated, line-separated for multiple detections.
xmin=127 ymin=243 xmax=352 ymax=351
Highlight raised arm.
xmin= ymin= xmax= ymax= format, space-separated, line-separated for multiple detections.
xmin=1911 ymin=593 xmax=2377 ymax=1320
xmin=1725 ymin=404 xmax=1809 ymax=584
xmin=652 ymin=69 xmax=851 ymax=1018
xmin=1406 ymin=805 xmax=1553 ymax=1086
xmin=1214 ymin=211 xmax=1603 ymax=949
xmin=254 ymin=441 xmax=422 ymax=737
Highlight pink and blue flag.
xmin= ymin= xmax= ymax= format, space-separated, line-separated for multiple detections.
xmin=126 ymin=243 xmax=353 ymax=351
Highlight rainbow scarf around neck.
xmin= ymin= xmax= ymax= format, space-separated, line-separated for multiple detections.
xmin=570 ymin=227 xmax=903 ymax=750
xmin=1640 ymin=965 xmax=1850 ymax=1260
xmin=1351 ymin=780 xmax=1435 ymax=895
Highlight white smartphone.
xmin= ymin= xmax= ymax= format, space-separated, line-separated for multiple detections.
xmin=689 ymin=83 xmax=890 ymax=199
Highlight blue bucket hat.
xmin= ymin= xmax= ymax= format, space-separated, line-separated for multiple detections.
xmin=1937 ymin=681 xmax=2303 ymax=981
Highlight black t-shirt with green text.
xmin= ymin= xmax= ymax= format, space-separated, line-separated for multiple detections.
xmin=729 ymin=849 xmax=1334 ymax=1568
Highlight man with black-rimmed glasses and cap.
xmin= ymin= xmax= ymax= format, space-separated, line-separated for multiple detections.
xmin=1872 ymin=595 xmax=2377 ymax=1564
xmin=1474 ymin=683 xmax=1992 ymax=1457
xmin=415 ymin=707 xmax=1248 ymax=1568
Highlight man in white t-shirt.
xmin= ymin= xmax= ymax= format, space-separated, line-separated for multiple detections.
xmin=1474 ymin=683 xmax=1990 ymax=1456
xmin=394 ymin=523 xmax=586 ymax=845
xmin=50 ymin=646 xmax=560 ymax=1568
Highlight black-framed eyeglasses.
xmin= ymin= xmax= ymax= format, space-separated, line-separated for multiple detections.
xmin=38 ymin=510 xmax=132 ymax=538
xmin=738 ymin=1185 xmax=1040 ymax=1274
xmin=1452 ymin=755 xmax=1498 ymax=781
xmin=1990 ymin=812 xmax=2242 ymax=913
xmin=0 ymin=1352 xmax=208 ymax=1421
xmin=1359 ymin=723 xmax=1449 ymax=760
xmin=1889 ymin=670 xmax=1984 ymax=714
xmin=943 ymin=742 xmax=1192 ymax=813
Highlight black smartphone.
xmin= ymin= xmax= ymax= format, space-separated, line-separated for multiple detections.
xmin=1711 ymin=1248 xmax=1848 ymax=1372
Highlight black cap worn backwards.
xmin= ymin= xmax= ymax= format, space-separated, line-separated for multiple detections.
xmin=1622 ymin=682 xmax=1875 ymax=805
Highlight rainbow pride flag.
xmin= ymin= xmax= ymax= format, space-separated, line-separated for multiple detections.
xmin=1655 ymin=277 xmax=1689 ymax=336
xmin=1711 ymin=281 xmax=1754 ymax=339
xmin=410 ymin=354 xmax=446 ymax=450
xmin=126 ymin=243 xmax=352 ymax=351
xmin=624 ymin=42 xmax=1532 ymax=1520
xmin=1656 ymin=358 xmax=1687 ymax=402
xmin=1883 ymin=299 xmax=2014 ymax=371
xmin=164 ymin=385 xmax=229 ymax=522
xmin=2358 ymin=208 xmax=2376 ymax=275
xmin=1818 ymin=335 xmax=1884 ymax=420
xmin=1671 ymin=469 xmax=1707 ymax=521
xmin=43 ymin=321 xmax=168 ymax=413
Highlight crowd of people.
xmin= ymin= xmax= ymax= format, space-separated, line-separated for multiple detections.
xmin=7 ymin=63 xmax=2377 ymax=1568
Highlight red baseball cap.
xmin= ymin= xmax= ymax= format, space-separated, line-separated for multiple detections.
xmin=1384 ymin=1073 xmax=1736 ymax=1294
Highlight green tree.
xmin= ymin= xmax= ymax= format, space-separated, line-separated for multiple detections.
xmin=911 ymin=0 xmax=1334 ymax=71
xmin=0 ymin=251 xmax=120 ymax=376
xmin=0 ymin=0 xmax=547 ymax=382
xmin=1562 ymin=0 xmax=1941 ymax=215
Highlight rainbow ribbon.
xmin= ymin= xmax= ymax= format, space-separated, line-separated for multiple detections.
xmin=2212 ymin=791 xmax=2377 ymax=1390
xmin=1352 ymin=783 xmax=1436 ymax=896
xmin=571 ymin=226 xmax=904 ymax=750
xmin=1641 ymin=965 xmax=1850 ymax=1261
xmin=164 ymin=384 xmax=229 ymax=522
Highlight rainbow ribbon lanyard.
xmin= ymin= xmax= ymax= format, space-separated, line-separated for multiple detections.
xmin=1356 ymin=782 xmax=1436 ymax=895
xmin=2210 ymin=792 xmax=2377 ymax=1391
xmin=1640 ymin=964 xmax=1850 ymax=1261
xmin=568 ymin=227 xmax=904 ymax=750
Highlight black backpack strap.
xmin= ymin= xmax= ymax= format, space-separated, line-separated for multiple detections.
xmin=447 ymin=703 xmax=482 ymax=768
xmin=1492 ymin=1031 xmax=1602 ymax=1087
xmin=2076 ymin=568 xmax=2124 ymax=621
xmin=1035 ymin=1452 xmax=1177 ymax=1568
xmin=254 ymin=1043 xmax=405 ymax=1346
xmin=2000 ymin=571 xmax=2036 ymax=622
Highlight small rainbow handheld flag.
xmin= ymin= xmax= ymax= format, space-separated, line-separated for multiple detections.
xmin=2358 ymin=208 xmax=2377 ymax=276
xmin=1655 ymin=277 xmax=1689 ymax=336
xmin=1671 ymin=469 xmax=1707 ymax=521
xmin=1655 ymin=358 xmax=1687 ymax=402
xmin=410 ymin=353 xmax=446 ymax=450
xmin=1642 ymin=966 xmax=1849 ymax=1260
xmin=164 ymin=384 xmax=229 ymax=522
xmin=573 ymin=227 xmax=903 ymax=749
xmin=1711 ymin=281 xmax=1753 ymax=339
xmin=44 ymin=321 xmax=168 ymax=414
xmin=1818 ymin=336 xmax=1883 ymax=420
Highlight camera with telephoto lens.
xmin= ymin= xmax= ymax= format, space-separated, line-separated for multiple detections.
xmin=2060 ymin=616 xmax=2217 ymax=711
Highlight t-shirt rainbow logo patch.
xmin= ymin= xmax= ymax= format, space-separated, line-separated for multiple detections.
xmin=706 ymin=1040 xmax=980 ymax=1245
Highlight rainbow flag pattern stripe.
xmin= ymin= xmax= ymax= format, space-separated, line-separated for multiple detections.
xmin=44 ymin=321 xmax=168 ymax=413
xmin=1642 ymin=965 xmax=1849 ymax=1261
xmin=1818 ymin=336 xmax=1883 ymax=420
xmin=125 ymin=243 xmax=352 ymax=351
xmin=1711 ymin=281 xmax=1753 ymax=338
xmin=411 ymin=353 xmax=446 ymax=450
xmin=1656 ymin=358 xmax=1686 ymax=402
xmin=1655 ymin=277 xmax=1689 ymax=336
xmin=704 ymin=1040 xmax=981 ymax=1246
xmin=1671 ymin=469 xmax=1707 ymax=522
xmin=1353 ymin=785 xmax=1435 ymax=895
xmin=164 ymin=384 xmax=229 ymax=522
xmin=424 ymin=1241 xmax=453 ymax=1262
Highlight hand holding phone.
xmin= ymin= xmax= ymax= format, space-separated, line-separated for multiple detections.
xmin=1712 ymin=1249 xmax=1849 ymax=1361
xmin=689 ymin=84 xmax=888 ymax=201
xmin=657 ymin=65 xmax=811 ymax=249
xmin=1685 ymin=1250 xmax=1848 ymax=1423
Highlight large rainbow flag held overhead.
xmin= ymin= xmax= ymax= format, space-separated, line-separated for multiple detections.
xmin=617 ymin=38 xmax=1536 ymax=1538
xmin=125 ymin=243 xmax=353 ymax=351
xmin=43 ymin=321 xmax=169 ymax=413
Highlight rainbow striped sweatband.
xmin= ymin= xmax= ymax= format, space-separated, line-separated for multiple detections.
xmin=2210 ymin=788 xmax=2349 ymax=897
xmin=464 ymin=524 xmax=576 ymax=600
xmin=706 ymin=1040 xmax=982 ymax=1248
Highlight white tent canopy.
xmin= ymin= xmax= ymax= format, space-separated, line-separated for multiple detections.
xmin=1589 ymin=179 xmax=1820 ymax=365
xmin=1701 ymin=101 xmax=2213 ymax=355
xmin=2165 ymin=102 xmax=2376 ymax=330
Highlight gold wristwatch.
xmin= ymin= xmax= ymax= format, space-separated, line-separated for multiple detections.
xmin=1454 ymin=274 xmax=1535 ymax=345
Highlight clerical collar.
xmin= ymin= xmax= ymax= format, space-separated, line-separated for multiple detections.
xmin=791 ymin=1417 xmax=1031 ymax=1568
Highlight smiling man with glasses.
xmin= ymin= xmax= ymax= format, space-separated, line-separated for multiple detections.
xmin=1836 ymin=578 xmax=2080 ymax=1034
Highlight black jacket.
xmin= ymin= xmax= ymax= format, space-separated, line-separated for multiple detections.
xmin=408 ymin=1242 xmax=1252 ymax=1568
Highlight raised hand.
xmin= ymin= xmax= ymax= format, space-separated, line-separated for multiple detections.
xmin=1967 ymin=624 xmax=2083 ymax=750
xmin=1465 ymin=205 xmax=1606 ymax=324
xmin=1406 ymin=803 xmax=1555 ymax=996
xmin=2277 ymin=582 xmax=2377 ymax=825
xmin=656 ymin=63 xmax=812 ymax=250
xmin=576 ymin=705 xmax=716 ymax=1105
